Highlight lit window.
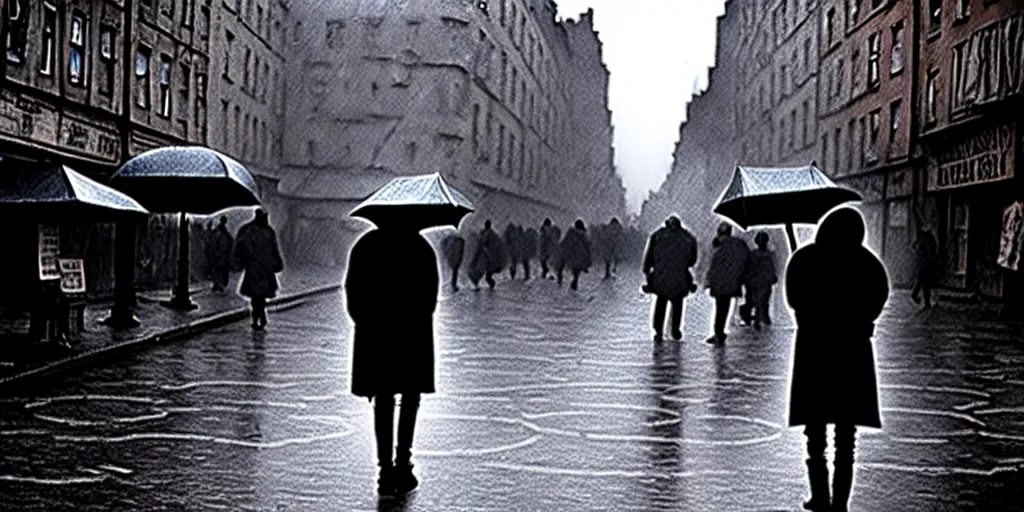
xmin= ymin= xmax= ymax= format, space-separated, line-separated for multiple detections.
xmin=69 ymin=14 xmax=88 ymax=86
xmin=926 ymin=69 xmax=938 ymax=122
xmin=868 ymin=32 xmax=880 ymax=87
xmin=159 ymin=55 xmax=172 ymax=117
xmin=40 ymin=3 xmax=57 ymax=75
xmin=5 ymin=0 xmax=29 ymax=64
xmin=955 ymin=0 xmax=970 ymax=21
xmin=890 ymin=21 xmax=905 ymax=75
xmin=135 ymin=46 xmax=152 ymax=108
xmin=99 ymin=27 xmax=116 ymax=96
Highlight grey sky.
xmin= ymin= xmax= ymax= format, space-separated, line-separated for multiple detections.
xmin=556 ymin=0 xmax=726 ymax=214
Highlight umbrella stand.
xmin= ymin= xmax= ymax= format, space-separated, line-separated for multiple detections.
xmin=161 ymin=212 xmax=199 ymax=311
xmin=785 ymin=223 xmax=798 ymax=252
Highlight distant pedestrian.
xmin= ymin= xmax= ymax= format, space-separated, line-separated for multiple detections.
xmin=207 ymin=216 xmax=234 ymax=292
xmin=466 ymin=233 xmax=486 ymax=291
xmin=601 ymin=217 xmax=625 ymax=279
xmin=474 ymin=220 xmax=505 ymax=289
xmin=441 ymin=233 xmax=465 ymax=292
xmin=538 ymin=219 xmax=561 ymax=279
xmin=642 ymin=215 xmax=698 ymax=342
xmin=744 ymin=232 xmax=778 ymax=330
xmin=910 ymin=228 xmax=939 ymax=309
xmin=705 ymin=222 xmax=749 ymax=344
xmin=558 ymin=219 xmax=592 ymax=291
xmin=234 ymin=209 xmax=284 ymax=330
xmin=504 ymin=223 xmax=523 ymax=280
xmin=785 ymin=207 xmax=889 ymax=512
xmin=344 ymin=218 xmax=439 ymax=497
xmin=522 ymin=227 xmax=538 ymax=280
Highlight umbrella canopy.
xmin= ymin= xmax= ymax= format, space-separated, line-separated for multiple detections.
xmin=713 ymin=164 xmax=862 ymax=229
xmin=110 ymin=146 xmax=260 ymax=215
xmin=350 ymin=173 xmax=474 ymax=230
xmin=0 ymin=160 xmax=149 ymax=222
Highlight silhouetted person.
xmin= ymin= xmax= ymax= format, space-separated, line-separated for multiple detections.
xmin=522 ymin=226 xmax=538 ymax=280
xmin=601 ymin=217 xmax=625 ymax=279
xmin=466 ymin=233 xmax=486 ymax=291
xmin=559 ymin=219 xmax=592 ymax=291
xmin=642 ymin=216 xmax=698 ymax=342
xmin=911 ymin=229 xmax=939 ymax=309
xmin=786 ymin=208 xmax=889 ymax=512
xmin=744 ymin=231 xmax=778 ymax=330
xmin=234 ymin=209 xmax=284 ymax=330
xmin=476 ymin=220 xmax=505 ymax=289
xmin=207 ymin=216 xmax=234 ymax=292
xmin=504 ymin=223 xmax=523 ymax=279
xmin=345 ymin=222 xmax=439 ymax=497
xmin=705 ymin=222 xmax=749 ymax=344
xmin=441 ymin=233 xmax=465 ymax=292
xmin=539 ymin=218 xmax=561 ymax=279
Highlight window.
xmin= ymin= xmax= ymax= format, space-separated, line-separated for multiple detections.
xmin=837 ymin=58 xmax=845 ymax=97
xmin=511 ymin=67 xmax=518 ymax=104
xmin=183 ymin=0 xmax=194 ymax=27
xmin=158 ymin=55 xmax=173 ymax=117
xmin=497 ymin=124 xmax=505 ymax=172
xmin=196 ymin=73 xmax=207 ymax=139
xmin=889 ymin=99 xmax=902 ymax=145
xmin=69 ymin=13 xmax=88 ymax=86
xmin=242 ymin=112 xmax=249 ymax=157
xmin=868 ymin=32 xmax=880 ymax=87
xmin=5 ymin=0 xmax=29 ymax=64
xmin=859 ymin=117 xmax=867 ymax=167
xmin=223 ymin=31 xmax=235 ymax=80
xmin=926 ymin=69 xmax=938 ymax=122
xmin=199 ymin=6 xmax=211 ymax=40
xmin=826 ymin=7 xmax=836 ymax=46
xmin=262 ymin=62 xmax=269 ymax=102
xmin=221 ymin=100 xmax=230 ymax=146
xmin=803 ymin=38 xmax=811 ymax=72
xmin=955 ymin=0 xmax=970 ymax=21
xmin=500 ymin=0 xmax=506 ymax=25
xmin=780 ymin=64 xmax=788 ymax=97
xmin=821 ymin=134 xmax=829 ymax=172
xmin=257 ymin=5 xmax=264 ymax=34
xmin=790 ymin=110 xmax=797 ymax=149
xmin=929 ymin=0 xmax=941 ymax=31
xmin=867 ymin=110 xmax=879 ymax=163
xmin=802 ymin=100 xmax=809 ymax=145
xmin=833 ymin=128 xmax=842 ymax=175
xmin=99 ymin=26 xmax=116 ymax=96
xmin=891 ymin=21 xmax=905 ymax=75
xmin=779 ymin=119 xmax=786 ymax=155
xmin=952 ymin=198 xmax=969 ymax=275
xmin=847 ymin=119 xmax=855 ymax=171
xmin=178 ymin=64 xmax=191 ymax=120
xmin=509 ymin=133 xmax=516 ymax=176
xmin=160 ymin=0 xmax=175 ymax=18
xmin=847 ymin=0 xmax=860 ymax=27
xmin=40 ymin=2 xmax=57 ymax=75
xmin=233 ymin=105 xmax=240 ymax=151
xmin=243 ymin=47 xmax=252 ymax=92
xmin=472 ymin=104 xmax=480 ymax=156
xmin=135 ymin=46 xmax=152 ymax=109
xmin=852 ymin=49 xmax=861 ymax=90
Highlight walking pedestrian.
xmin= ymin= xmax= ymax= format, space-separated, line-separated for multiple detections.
xmin=785 ymin=207 xmax=889 ymax=512
xmin=344 ymin=219 xmax=440 ymax=497
xmin=744 ymin=231 xmax=778 ymax=330
xmin=558 ymin=219 xmax=592 ymax=291
xmin=539 ymin=219 xmax=561 ymax=279
xmin=441 ymin=233 xmax=466 ymax=292
xmin=910 ymin=228 xmax=939 ymax=309
xmin=602 ymin=217 xmax=625 ymax=279
xmin=704 ymin=222 xmax=749 ymax=344
xmin=504 ymin=223 xmax=522 ymax=280
xmin=207 ymin=216 xmax=234 ymax=293
xmin=642 ymin=215 xmax=698 ymax=342
xmin=475 ymin=220 xmax=505 ymax=289
xmin=234 ymin=209 xmax=284 ymax=330
xmin=522 ymin=226 xmax=538 ymax=280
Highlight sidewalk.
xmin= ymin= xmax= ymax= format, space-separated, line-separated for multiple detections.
xmin=0 ymin=266 xmax=342 ymax=389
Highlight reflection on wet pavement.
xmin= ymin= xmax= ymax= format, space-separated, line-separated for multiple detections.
xmin=0 ymin=272 xmax=1021 ymax=510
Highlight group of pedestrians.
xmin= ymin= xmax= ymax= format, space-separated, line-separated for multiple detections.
xmin=441 ymin=217 xmax=628 ymax=292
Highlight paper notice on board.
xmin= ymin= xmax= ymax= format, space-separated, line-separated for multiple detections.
xmin=38 ymin=225 xmax=60 ymax=280
xmin=59 ymin=258 xmax=86 ymax=294
xmin=998 ymin=202 xmax=1024 ymax=272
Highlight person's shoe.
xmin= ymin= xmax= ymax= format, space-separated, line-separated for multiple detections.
xmin=653 ymin=332 xmax=663 ymax=343
xmin=570 ymin=281 xmax=578 ymax=291
xmin=802 ymin=458 xmax=831 ymax=511
xmin=393 ymin=463 xmax=418 ymax=494
xmin=377 ymin=466 xmax=396 ymax=495
xmin=671 ymin=330 xmax=682 ymax=341
xmin=641 ymin=284 xmax=651 ymax=294
xmin=705 ymin=334 xmax=726 ymax=345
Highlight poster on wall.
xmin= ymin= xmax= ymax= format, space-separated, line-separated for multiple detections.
xmin=58 ymin=259 xmax=86 ymax=294
xmin=998 ymin=201 xmax=1024 ymax=272
xmin=38 ymin=225 xmax=60 ymax=281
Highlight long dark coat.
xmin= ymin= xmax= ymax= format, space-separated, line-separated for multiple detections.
xmin=441 ymin=234 xmax=465 ymax=270
xmin=234 ymin=221 xmax=283 ymax=299
xmin=207 ymin=225 xmax=234 ymax=277
xmin=539 ymin=224 xmax=561 ymax=262
xmin=601 ymin=221 xmax=625 ymax=262
xmin=345 ymin=229 xmax=439 ymax=397
xmin=744 ymin=248 xmax=778 ymax=299
xmin=558 ymin=227 xmax=592 ymax=272
xmin=479 ymin=227 xmax=507 ymax=273
xmin=466 ymin=234 xmax=486 ymax=285
xmin=503 ymin=224 xmax=523 ymax=266
xmin=913 ymin=231 xmax=940 ymax=284
xmin=643 ymin=225 xmax=698 ymax=298
xmin=522 ymin=228 xmax=539 ymax=262
xmin=786 ymin=209 xmax=889 ymax=428
xmin=706 ymin=235 xmax=750 ymax=298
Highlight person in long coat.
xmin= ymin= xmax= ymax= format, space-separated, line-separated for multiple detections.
xmin=206 ymin=216 xmax=234 ymax=293
xmin=910 ymin=229 xmax=939 ymax=309
xmin=234 ymin=209 xmax=284 ymax=330
xmin=521 ymin=227 xmax=538 ymax=280
xmin=744 ymin=231 xmax=778 ymax=330
xmin=503 ymin=223 xmax=523 ymax=280
xmin=704 ymin=222 xmax=749 ymax=344
xmin=558 ymin=219 xmax=593 ymax=291
xmin=602 ymin=217 xmax=625 ymax=279
xmin=538 ymin=218 xmax=560 ymax=279
xmin=440 ymin=233 xmax=465 ymax=292
xmin=642 ymin=215 xmax=698 ymax=341
xmin=344 ymin=221 xmax=440 ymax=496
xmin=475 ymin=220 xmax=506 ymax=289
xmin=466 ymin=233 xmax=486 ymax=290
xmin=785 ymin=207 xmax=889 ymax=512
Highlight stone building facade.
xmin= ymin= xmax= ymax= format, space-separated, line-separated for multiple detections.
xmin=273 ymin=0 xmax=625 ymax=267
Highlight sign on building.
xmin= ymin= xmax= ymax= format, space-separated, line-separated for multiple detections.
xmin=38 ymin=225 xmax=60 ymax=280
xmin=927 ymin=122 xmax=1016 ymax=191
xmin=58 ymin=258 xmax=87 ymax=294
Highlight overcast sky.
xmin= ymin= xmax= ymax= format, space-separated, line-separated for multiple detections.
xmin=555 ymin=0 xmax=726 ymax=214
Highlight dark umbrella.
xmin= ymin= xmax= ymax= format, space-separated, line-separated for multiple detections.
xmin=0 ymin=160 xmax=149 ymax=221
xmin=713 ymin=163 xmax=862 ymax=250
xmin=350 ymin=173 xmax=474 ymax=231
xmin=110 ymin=146 xmax=262 ymax=311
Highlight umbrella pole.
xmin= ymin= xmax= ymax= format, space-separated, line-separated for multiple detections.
xmin=163 ymin=212 xmax=199 ymax=311
xmin=785 ymin=223 xmax=798 ymax=252
xmin=101 ymin=220 xmax=142 ymax=328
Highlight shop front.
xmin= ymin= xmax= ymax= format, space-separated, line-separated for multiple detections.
xmin=924 ymin=120 xmax=1020 ymax=299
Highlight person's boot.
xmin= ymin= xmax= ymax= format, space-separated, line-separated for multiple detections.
xmin=671 ymin=329 xmax=682 ymax=341
xmin=831 ymin=460 xmax=854 ymax=512
xmin=377 ymin=464 xmax=396 ymax=495
xmin=802 ymin=457 xmax=830 ymax=511
xmin=393 ymin=462 xmax=418 ymax=494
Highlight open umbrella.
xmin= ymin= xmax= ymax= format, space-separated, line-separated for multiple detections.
xmin=350 ymin=173 xmax=474 ymax=231
xmin=713 ymin=164 xmax=862 ymax=250
xmin=0 ymin=160 xmax=149 ymax=221
xmin=109 ymin=146 xmax=262 ymax=311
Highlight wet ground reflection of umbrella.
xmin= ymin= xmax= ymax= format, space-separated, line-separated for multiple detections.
xmin=713 ymin=164 xmax=862 ymax=250
xmin=0 ymin=160 xmax=149 ymax=221
xmin=110 ymin=146 xmax=261 ymax=311
xmin=350 ymin=173 xmax=474 ymax=231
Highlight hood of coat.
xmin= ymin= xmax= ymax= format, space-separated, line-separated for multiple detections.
xmin=816 ymin=207 xmax=865 ymax=249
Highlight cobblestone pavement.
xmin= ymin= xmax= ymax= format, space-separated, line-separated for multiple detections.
xmin=0 ymin=268 xmax=1021 ymax=511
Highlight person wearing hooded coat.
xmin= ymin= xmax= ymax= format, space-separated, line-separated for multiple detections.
xmin=344 ymin=220 xmax=440 ymax=496
xmin=538 ymin=219 xmax=561 ymax=279
xmin=785 ymin=207 xmax=889 ymax=512
xmin=206 ymin=216 xmax=234 ymax=292
xmin=503 ymin=223 xmax=523 ymax=280
xmin=476 ymin=220 xmax=506 ymax=288
xmin=743 ymin=231 xmax=778 ymax=330
xmin=558 ymin=219 xmax=593 ymax=290
xmin=602 ymin=217 xmax=625 ymax=279
xmin=642 ymin=216 xmax=698 ymax=341
xmin=521 ymin=226 xmax=539 ymax=280
xmin=704 ymin=222 xmax=750 ymax=344
xmin=440 ymin=233 xmax=465 ymax=292
xmin=234 ymin=209 xmax=284 ymax=330
xmin=910 ymin=228 xmax=939 ymax=309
